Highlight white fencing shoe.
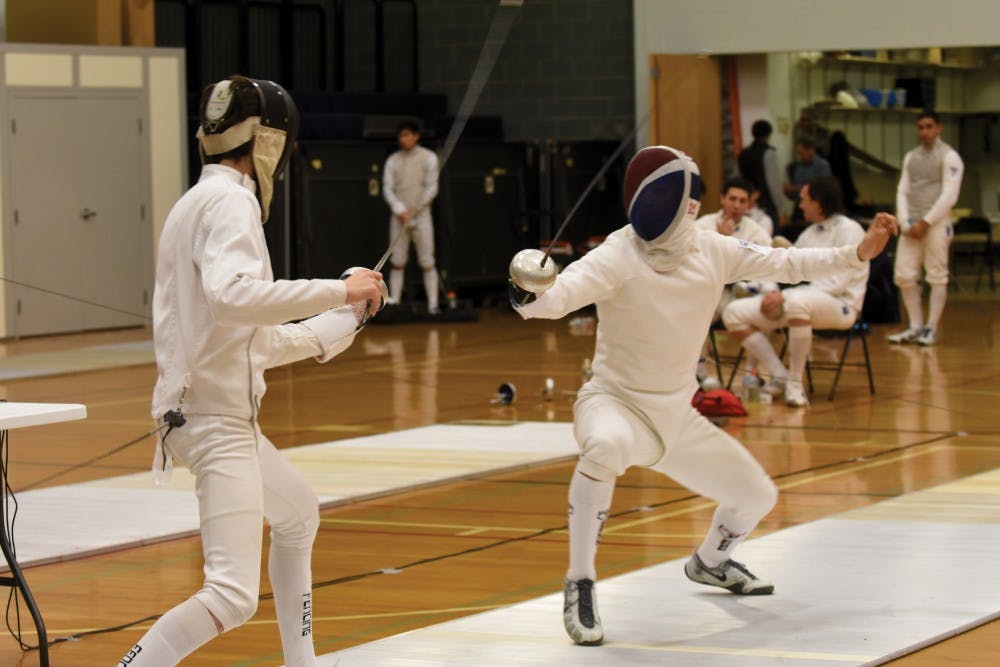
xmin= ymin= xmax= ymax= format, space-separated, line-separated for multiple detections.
xmin=684 ymin=552 xmax=774 ymax=595
xmin=916 ymin=328 xmax=937 ymax=346
xmin=784 ymin=379 xmax=809 ymax=407
xmin=563 ymin=579 xmax=603 ymax=645
xmin=887 ymin=328 xmax=921 ymax=344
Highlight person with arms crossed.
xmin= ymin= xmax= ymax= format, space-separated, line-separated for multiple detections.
xmin=117 ymin=75 xmax=384 ymax=667
xmin=887 ymin=111 xmax=964 ymax=346
xmin=509 ymin=147 xmax=897 ymax=646
xmin=383 ymin=119 xmax=441 ymax=314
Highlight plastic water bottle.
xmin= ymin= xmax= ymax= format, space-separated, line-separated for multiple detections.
xmin=741 ymin=372 xmax=761 ymax=403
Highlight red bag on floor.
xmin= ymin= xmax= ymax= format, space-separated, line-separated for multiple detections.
xmin=692 ymin=388 xmax=748 ymax=417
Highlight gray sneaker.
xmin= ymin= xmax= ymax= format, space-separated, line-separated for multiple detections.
xmin=563 ymin=578 xmax=603 ymax=645
xmin=684 ymin=552 xmax=774 ymax=595
xmin=916 ymin=328 xmax=936 ymax=346
xmin=888 ymin=328 xmax=921 ymax=344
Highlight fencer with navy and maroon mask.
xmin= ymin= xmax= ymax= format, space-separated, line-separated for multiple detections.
xmin=196 ymin=76 xmax=299 ymax=223
xmin=623 ymin=146 xmax=703 ymax=272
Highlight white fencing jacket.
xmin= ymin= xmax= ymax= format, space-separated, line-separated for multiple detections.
xmin=152 ymin=164 xmax=358 ymax=421
xmin=518 ymin=226 xmax=866 ymax=402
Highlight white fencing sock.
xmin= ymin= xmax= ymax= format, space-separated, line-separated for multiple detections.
xmin=118 ymin=598 xmax=218 ymax=666
xmin=565 ymin=467 xmax=615 ymax=582
xmin=268 ymin=543 xmax=316 ymax=667
xmin=741 ymin=331 xmax=787 ymax=382
xmin=389 ymin=267 xmax=404 ymax=303
xmin=422 ymin=268 xmax=439 ymax=312
xmin=786 ymin=325 xmax=812 ymax=382
xmin=696 ymin=506 xmax=756 ymax=568
xmin=900 ymin=283 xmax=924 ymax=331
xmin=927 ymin=284 xmax=947 ymax=333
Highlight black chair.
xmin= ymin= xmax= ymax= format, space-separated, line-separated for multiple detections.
xmin=714 ymin=321 xmax=875 ymax=401
xmin=804 ymin=320 xmax=876 ymax=401
xmin=706 ymin=321 xmax=744 ymax=387
xmin=951 ymin=216 xmax=995 ymax=292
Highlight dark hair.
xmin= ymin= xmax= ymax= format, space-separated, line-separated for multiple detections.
xmin=396 ymin=119 xmax=421 ymax=135
xmin=805 ymin=175 xmax=843 ymax=216
xmin=199 ymin=75 xmax=261 ymax=164
xmin=917 ymin=110 xmax=941 ymax=124
xmin=751 ymin=119 xmax=772 ymax=140
xmin=722 ymin=176 xmax=754 ymax=197
xmin=795 ymin=136 xmax=817 ymax=150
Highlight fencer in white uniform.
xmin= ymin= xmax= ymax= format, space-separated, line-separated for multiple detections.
xmin=383 ymin=120 xmax=441 ymax=313
xmin=510 ymin=147 xmax=897 ymax=646
xmin=118 ymin=76 xmax=384 ymax=667
xmin=723 ymin=176 xmax=869 ymax=407
xmin=888 ymin=111 xmax=964 ymax=346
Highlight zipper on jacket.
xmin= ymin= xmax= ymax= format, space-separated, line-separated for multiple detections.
xmin=246 ymin=330 xmax=258 ymax=421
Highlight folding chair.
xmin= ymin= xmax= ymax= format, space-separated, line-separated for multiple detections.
xmin=706 ymin=322 xmax=744 ymax=388
xmin=951 ymin=216 xmax=995 ymax=292
xmin=803 ymin=320 xmax=876 ymax=401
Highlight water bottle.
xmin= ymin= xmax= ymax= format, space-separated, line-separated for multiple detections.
xmin=741 ymin=372 xmax=760 ymax=403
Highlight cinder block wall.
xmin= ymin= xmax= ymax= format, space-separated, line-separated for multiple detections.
xmin=417 ymin=0 xmax=635 ymax=141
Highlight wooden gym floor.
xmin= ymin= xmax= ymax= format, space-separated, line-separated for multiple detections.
xmin=1 ymin=291 xmax=999 ymax=665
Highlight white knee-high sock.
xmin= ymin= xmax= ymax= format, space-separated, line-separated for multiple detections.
xmin=900 ymin=283 xmax=924 ymax=330
xmin=927 ymin=284 xmax=947 ymax=332
xmin=389 ymin=268 xmax=404 ymax=303
xmin=118 ymin=598 xmax=218 ymax=666
xmin=741 ymin=331 xmax=787 ymax=381
xmin=696 ymin=507 xmax=756 ymax=568
xmin=422 ymin=268 xmax=439 ymax=311
xmin=566 ymin=467 xmax=615 ymax=582
xmin=786 ymin=325 xmax=812 ymax=382
xmin=268 ymin=543 xmax=316 ymax=667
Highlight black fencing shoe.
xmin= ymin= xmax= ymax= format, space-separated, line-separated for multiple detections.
xmin=684 ymin=552 xmax=774 ymax=595
xmin=563 ymin=578 xmax=603 ymax=645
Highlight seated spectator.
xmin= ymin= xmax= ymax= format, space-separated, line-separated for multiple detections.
xmin=722 ymin=176 xmax=869 ymax=407
xmin=695 ymin=177 xmax=772 ymax=381
xmin=784 ymin=138 xmax=832 ymax=232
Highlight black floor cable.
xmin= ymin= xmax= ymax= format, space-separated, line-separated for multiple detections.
xmin=46 ymin=428 xmax=961 ymax=647
xmin=19 ymin=426 xmax=166 ymax=493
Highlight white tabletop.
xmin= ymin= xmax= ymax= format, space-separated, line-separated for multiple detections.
xmin=0 ymin=402 xmax=87 ymax=430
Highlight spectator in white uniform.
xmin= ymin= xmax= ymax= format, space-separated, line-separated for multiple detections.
xmin=509 ymin=147 xmax=897 ymax=646
xmin=695 ymin=176 xmax=772 ymax=381
xmin=118 ymin=75 xmax=384 ymax=667
xmin=888 ymin=111 xmax=964 ymax=346
xmin=382 ymin=119 xmax=441 ymax=314
xmin=696 ymin=176 xmax=772 ymax=247
xmin=723 ymin=176 xmax=869 ymax=407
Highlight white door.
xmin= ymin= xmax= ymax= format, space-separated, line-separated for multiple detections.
xmin=76 ymin=96 xmax=149 ymax=331
xmin=7 ymin=94 xmax=150 ymax=335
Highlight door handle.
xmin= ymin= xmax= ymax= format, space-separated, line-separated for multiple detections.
xmin=81 ymin=208 xmax=97 ymax=220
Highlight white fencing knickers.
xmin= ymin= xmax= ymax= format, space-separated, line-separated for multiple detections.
xmin=389 ymin=211 xmax=436 ymax=270
xmin=893 ymin=221 xmax=952 ymax=287
xmin=722 ymin=286 xmax=856 ymax=334
xmin=160 ymin=414 xmax=319 ymax=659
xmin=572 ymin=388 xmax=777 ymax=563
